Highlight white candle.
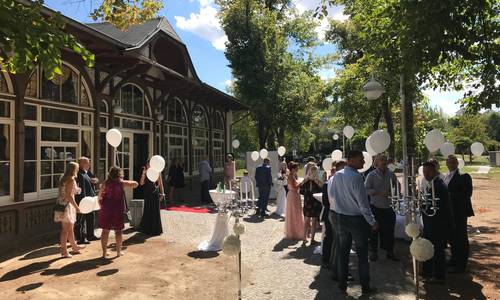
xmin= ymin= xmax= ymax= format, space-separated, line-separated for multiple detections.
xmin=431 ymin=178 xmax=435 ymax=199
xmin=239 ymin=180 xmax=243 ymax=201
xmin=396 ymin=178 xmax=400 ymax=197
xmin=390 ymin=179 xmax=395 ymax=197
xmin=251 ymin=181 xmax=255 ymax=201
xmin=229 ymin=181 xmax=232 ymax=192
xmin=245 ymin=182 xmax=248 ymax=200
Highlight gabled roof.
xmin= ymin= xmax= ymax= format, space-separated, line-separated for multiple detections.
xmin=86 ymin=17 xmax=182 ymax=48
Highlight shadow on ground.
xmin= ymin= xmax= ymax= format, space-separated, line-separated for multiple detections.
xmin=187 ymin=251 xmax=220 ymax=259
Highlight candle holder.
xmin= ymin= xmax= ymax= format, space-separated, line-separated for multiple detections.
xmin=389 ymin=168 xmax=439 ymax=217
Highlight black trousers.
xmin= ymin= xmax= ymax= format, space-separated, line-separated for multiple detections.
xmin=449 ymin=215 xmax=469 ymax=270
xmin=322 ymin=210 xmax=333 ymax=265
xmin=328 ymin=211 xmax=340 ymax=278
xmin=256 ymin=186 xmax=271 ymax=216
xmin=200 ymin=180 xmax=211 ymax=204
xmin=369 ymin=205 xmax=396 ymax=254
xmin=423 ymin=236 xmax=446 ymax=279
xmin=75 ymin=212 xmax=96 ymax=241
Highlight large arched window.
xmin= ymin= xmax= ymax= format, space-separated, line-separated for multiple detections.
xmin=192 ymin=105 xmax=209 ymax=171
xmin=166 ymin=98 xmax=187 ymax=124
xmin=40 ymin=64 xmax=91 ymax=107
xmin=119 ymin=84 xmax=146 ymax=116
xmin=0 ymin=72 xmax=13 ymax=203
xmin=0 ymin=72 xmax=8 ymax=93
xmin=212 ymin=111 xmax=225 ymax=170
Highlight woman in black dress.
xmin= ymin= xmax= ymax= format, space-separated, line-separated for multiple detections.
xmin=166 ymin=158 xmax=184 ymax=202
xmin=301 ymin=165 xmax=323 ymax=244
xmin=138 ymin=162 xmax=164 ymax=236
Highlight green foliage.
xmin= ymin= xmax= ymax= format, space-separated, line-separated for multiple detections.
xmin=0 ymin=0 xmax=94 ymax=79
xmin=218 ymin=0 xmax=330 ymax=148
xmin=91 ymin=0 xmax=163 ymax=31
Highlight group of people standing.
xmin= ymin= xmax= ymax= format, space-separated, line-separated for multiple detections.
xmin=54 ymin=157 xmax=172 ymax=259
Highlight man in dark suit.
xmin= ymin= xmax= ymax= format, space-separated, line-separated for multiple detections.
xmin=75 ymin=157 xmax=99 ymax=244
xmin=444 ymin=155 xmax=474 ymax=273
xmin=422 ymin=162 xmax=454 ymax=283
xmin=254 ymin=157 xmax=273 ymax=217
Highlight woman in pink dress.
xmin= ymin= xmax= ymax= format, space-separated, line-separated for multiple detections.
xmin=54 ymin=162 xmax=83 ymax=258
xmin=98 ymin=166 xmax=138 ymax=258
xmin=284 ymin=162 xmax=306 ymax=242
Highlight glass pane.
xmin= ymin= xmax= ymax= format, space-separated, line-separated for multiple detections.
xmin=25 ymin=71 xmax=37 ymax=97
xmin=81 ymin=131 xmax=92 ymax=158
xmin=99 ymin=133 xmax=107 ymax=159
xmin=53 ymin=161 xmax=64 ymax=174
xmin=0 ymin=124 xmax=9 ymax=161
xmin=41 ymin=175 xmax=51 ymax=189
xmin=41 ymin=161 xmax=52 ymax=175
xmin=100 ymin=101 xmax=107 ymax=113
xmin=121 ymin=85 xmax=133 ymax=114
xmin=98 ymin=159 xmax=106 ymax=181
xmin=122 ymin=118 xmax=143 ymax=130
xmin=123 ymin=169 xmax=129 ymax=179
xmin=23 ymin=162 xmax=37 ymax=193
xmin=61 ymin=128 xmax=78 ymax=142
xmin=42 ymin=127 xmax=60 ymax=141
xmin=100 ymin=117 xmax=108 ymax=128
xmin=133 ymin=86 xmax=144 ymax=116
xmin=61 ymin=69 xmax=78 ymax=105
xmin=54 ymin=147 xmax=64 ymax=160
xmin=123 ymin=154 xmax=129 ymax=168
xmin=41 ymin=71 xmax=60 ymax=102
xmin=114 ymin=117 xmax=120 ymax=127
xmin=0 ymin=101 xmax=10 ymax=118
xmin=42 ymin=107 xmax=78 ymax=125
xmin=0 ymin=162 xmax=9 ymax=196
xmin=81 ymin=84 xmax=90 ymax=107
xmin=145 ymin=122 xmax=151 ymax=131
xmin=82 ymin=113 xmax=92 ymax=126
xmin=65 ymin=147 xmax=76 ymax=161
xmin=123 ymin=138 xmax=130 ymax=152
xmin=25 ymin=105 xmax=37 ymax=121
xmin=0 ymin=72 xmax=8 ymax=93
xmin=53 ymin=175 xmax=60 ymax=188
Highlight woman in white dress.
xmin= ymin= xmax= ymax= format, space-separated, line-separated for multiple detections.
xmin=274 ymin=161 xmax=288 ymax=217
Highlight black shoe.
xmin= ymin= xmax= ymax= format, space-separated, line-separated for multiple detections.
xmin=87 ymin=236 xmax=100 ymax=241
xmin=369 ymin=252 xmax=378 ymax=261
xmin=338 ymin=284 xmax=347 ymax=294
xmin=362 ymin=287 xmax=377 ymax=295
xmin=78 ymin=240 xmax=90 ymax=245
xmin=386 ymin=253 xmax=400 ymax=261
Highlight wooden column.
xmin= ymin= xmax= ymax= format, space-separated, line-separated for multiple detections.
xmin=93 ymin=68 xmax=101 ymax=178
xmin=12 ymin=73 xmax=29 ymax=203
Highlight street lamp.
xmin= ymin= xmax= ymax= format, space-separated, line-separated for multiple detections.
xmin=362 ymin=78 xmax=385 ymax=100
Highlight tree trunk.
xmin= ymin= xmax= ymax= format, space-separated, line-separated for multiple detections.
xmin=258 ymin=121 xmax=267 ymax=149
xmin=267 ymin=130 xmax=276 ymax=150
xmin=276 ymin=128 xmax=286 ymax=146
xmin=382 ymin=97 xmax=396 ymax=159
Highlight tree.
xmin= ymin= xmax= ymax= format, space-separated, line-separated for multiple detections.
xmin=449 ymin=113 xmax=490 ymax=162
xmin=0 ymin=0 xmax=162 ymax=78
xmin=218 ymin=0 xmax=330 ymax=148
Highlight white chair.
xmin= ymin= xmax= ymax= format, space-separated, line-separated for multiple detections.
xmin=472 ymin=166 xmax=492 ymax=178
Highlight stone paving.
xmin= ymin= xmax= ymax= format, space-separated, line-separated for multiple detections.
xmin=0 ymin=204 xmax=416 ymax=299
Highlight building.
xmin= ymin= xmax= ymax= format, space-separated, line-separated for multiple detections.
xmin=0 ymin=9 xmax=247 ymax=242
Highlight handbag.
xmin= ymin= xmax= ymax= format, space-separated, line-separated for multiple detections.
xmin=53 ymin=198 xmax=68 ymax=212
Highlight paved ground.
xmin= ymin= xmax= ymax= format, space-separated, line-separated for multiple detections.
xmin=0 ymin=202 xmax=416 ymax=300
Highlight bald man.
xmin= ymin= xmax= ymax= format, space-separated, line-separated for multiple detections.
xmin=445 ymin=155 xmax=474 ymax=273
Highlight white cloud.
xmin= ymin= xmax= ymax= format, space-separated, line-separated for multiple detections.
xmin=293 ymin=0 xmax=348 ymax=40
xmin=174 ymin=0 xmax=227 ymax=51
xmin=224 ymin=79 xmax=234 ymax=87
xmin=318 ymin=68 xmax=337 ymax=80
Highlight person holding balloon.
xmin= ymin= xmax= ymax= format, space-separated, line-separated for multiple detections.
xmin=74 ymin=156 xmax=99 ymax=244
xmin=54 ymin=161 xmax=84 ymax=258
xmin=138 ymin=160 xmax=165 ymax=236
xmin=98 ymin=166 xmax=138 ymax=258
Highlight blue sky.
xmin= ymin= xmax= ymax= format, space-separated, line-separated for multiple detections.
xmin=45 ymin=0 xmax=463 ymax=115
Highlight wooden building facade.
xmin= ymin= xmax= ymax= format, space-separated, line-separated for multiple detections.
xmin=0 ymin=10 xmax=246 ymax=242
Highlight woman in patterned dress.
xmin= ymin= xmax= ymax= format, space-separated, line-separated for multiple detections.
xmin=301 ymin=165 xmax=323 ymax=244
xmin=54 ymin=161 xmax=83 ymax=258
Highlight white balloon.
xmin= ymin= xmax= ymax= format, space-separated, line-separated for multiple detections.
xmin=277 ymin=146 xmax=286 ymax=156
xmin=343 ymin=125 xmax=355 ymax=139
xmin=93 ymin=196 xmax=100 ymax=211
xmin=146 ymin=168 xmax=160 ymax=182
xmin=440 ymin=142 xmax=455 ymax=157
xmin=251 ymin=151 xmax=259 ymax=161
xmin=331 ymin=149 xmax=343 ymax=161
xmin=333 ymin=134 xmax=339 ymax=140
xmin=418 ymin=166 xmax=424 ymax=176
xmin=259 ymin=149 xmax=268 ymax=159
xmin=106 ymin=128 xmax=122 ymax=148
xmin=232 ymin=139 xmax=240 ymax=149
xmin=359 ymin=151 xmax=373 ymax=173
xmin=150 ymin=155 xmax=166 ymax=172
xmin=470 ymin=142 xmax=485 ymax=157
xmin=369 ymin=130 xmax=391 ymax=154
xmin=458 ymin=158 xmax=465 ymax=169
xmin=365 ymin=136 xmax=377 ymax=156
xmin=79 ymin=196 xmax=96 ymax=214
xmin=322 ymin=158 xmax=334 ymax=171
xmin=424 ymin=129 xmax=445 ymax=153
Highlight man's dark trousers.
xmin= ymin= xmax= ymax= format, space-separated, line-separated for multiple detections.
xmin=338 ymin=214 xmax=371 ymax=290
xmin=200 ymin=180 xmax=211 ymax=204
xmin=369 ymin=205 xmax=396 ymax=254
xmin=257 ymin=186 xmax=271 ymax=216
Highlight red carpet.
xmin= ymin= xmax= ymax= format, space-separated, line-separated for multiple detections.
xmin=162 ymin=205 xmax=211 ymax=213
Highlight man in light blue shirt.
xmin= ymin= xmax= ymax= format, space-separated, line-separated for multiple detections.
xmin=331 ymin=150 xmax=378 ymax=296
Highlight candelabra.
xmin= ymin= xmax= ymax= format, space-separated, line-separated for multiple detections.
xmin=389 ymin=162 xmax=439 ymax=217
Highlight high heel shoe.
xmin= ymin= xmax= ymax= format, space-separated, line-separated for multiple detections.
xmin=61 ymin=252 xmax=72 ymax=258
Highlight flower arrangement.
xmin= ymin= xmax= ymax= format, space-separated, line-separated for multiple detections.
xmin=223 ymin=234 xmax=241 ymax=256
xmin=233 ymin=223 xmax=246 ymax=235
xmin=405 ymin=223 xmax=420 ymax=239
xmin=410 ymin=238 xmax=434 ymax=262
